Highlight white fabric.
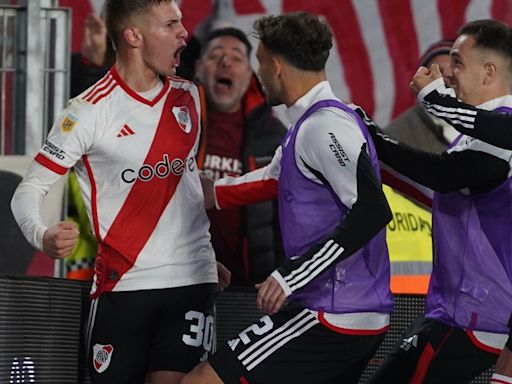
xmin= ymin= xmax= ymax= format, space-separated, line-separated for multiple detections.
xmin=447 ymin=95 xmax=512 ymax=179
xmin=310 ymin=309 xmax=390 ymax=331
xmin=470 ymin=330 xmax=508 ymax=351
xmin=288 ymin=81 xmax=368 ymax=210
xmin=10 ymin=162 xmax=61 ymax=250
xmin=491 ymin=373 xmax=512 ymax=384
xmin=11 ymin=72 xmax=217 ymax=293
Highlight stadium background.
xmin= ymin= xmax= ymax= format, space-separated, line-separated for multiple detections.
xmin=1 ymin=0 xmax=511 ymax=382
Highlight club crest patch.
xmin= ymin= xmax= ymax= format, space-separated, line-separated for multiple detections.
xmin=172 ymin=106 xmax=191 ymax=133
xmin=60 ymin=115 xmax=77 ymax=133
xmin=93 ymin=343 xmax=114 ymax=373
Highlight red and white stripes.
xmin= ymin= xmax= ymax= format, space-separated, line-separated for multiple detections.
xmin=83 ymin=0 xmax=512 ymax=124
xmin=82 ymin=72 xmax=118 ymax=105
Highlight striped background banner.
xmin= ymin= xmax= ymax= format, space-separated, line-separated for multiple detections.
xmin=63 ymin=0 xmax=512 ymax=126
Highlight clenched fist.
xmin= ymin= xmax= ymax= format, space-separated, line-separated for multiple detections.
xmin=410 ymin=64 xmax=442 ymax=95
xmin=42 ymin=221 xmax=80 ymax=259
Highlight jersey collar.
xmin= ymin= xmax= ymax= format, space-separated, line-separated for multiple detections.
xmin=109 ymin=65 xmax=170 ymax=107
xmin=285 ymin=81 xmax=335 ymax=127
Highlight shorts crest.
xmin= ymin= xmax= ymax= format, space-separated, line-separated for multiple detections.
xmin=93 ymin=343 xmax=114 ymax=373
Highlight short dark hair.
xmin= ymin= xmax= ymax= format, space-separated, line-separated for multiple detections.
xmin=458 ymin=19 xmax=512 ymax=60
xmin=201 ymin=27 xmax=252 ymax=58
xmin=102 ymin=0 xmax=174 ymax=48
xmin=253 ymin=12 xmax=333 ymax=71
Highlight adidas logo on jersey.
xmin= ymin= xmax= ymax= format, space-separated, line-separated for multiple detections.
xmin=117 ymin=124 xmax=135 ymax=138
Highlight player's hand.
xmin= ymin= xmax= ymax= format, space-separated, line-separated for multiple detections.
xmin=200 ymin=172 xmax=216 ymax=210
xmin=410 ymin=64 xmax=442 ymax=95
xmin=81 ymin=13 xmax=107 ymax=67
xmin=42 ymin=222 xmax=79 ymax=259
xmin=256 ymin=275 xmax=286 ymax=315
xmin=217 ymin=261 xmax=231 ymax=291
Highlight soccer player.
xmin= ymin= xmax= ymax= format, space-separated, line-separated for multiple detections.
xmin=410 ymin=37 xmax=512 ymax=384
xmin=411 ymin=61 xmax=512 ymax=151
xmin=358 ymin=19 xmax=512 ymax=383
xmin=181 ymin=12 xmax=393 ymax=384
xmin=10 ymin=1 xmax=225 ymax=383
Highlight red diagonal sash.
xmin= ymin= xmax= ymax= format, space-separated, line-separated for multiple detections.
xmin=93 ymin=88 xmax=199 ymax=297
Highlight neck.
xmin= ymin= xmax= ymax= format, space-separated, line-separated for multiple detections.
xmin=208 ymin=101 xmax=242 ymax=114
xmin=473 ymin=87 xmax=510 ymax=106
xmin=114 ymin=52 xmax=161 ymax=92
xmin=282 ymin=70 xmax=327 ymax=107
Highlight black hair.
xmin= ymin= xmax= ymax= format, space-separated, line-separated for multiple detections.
xmin=253 ymin=12 xmax=333 ymax=71
xmin=201 ymin=27 xmax=252 ymax=57
xmin=102 ymin=0 xmax=174 ymax=48
xmin=459 ymin=19 xmax=512 ymax=60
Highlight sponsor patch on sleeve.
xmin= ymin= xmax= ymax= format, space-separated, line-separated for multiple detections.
xmin=42 ymin=139 xmax=66 ymax=160
xmin=328 ymin=132 xmax=350 ymax=166
xmin=60 ymin=114 xmax=78 ymax=133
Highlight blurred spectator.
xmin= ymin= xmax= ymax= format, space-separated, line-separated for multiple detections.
xmin=195 ymin=27 xmax=286 ymax=285
xmin=65 ymin=170 xmax=97 ymax=280
xmin=70 ymin=13 xmax=112 ymax=98
xmin=379 ymin=39 xmax=456 ymax=295
xmin=384 ymin=39 xmax=457 ymax=153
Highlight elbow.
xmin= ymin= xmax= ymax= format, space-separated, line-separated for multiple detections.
xmin=10 ymin=187 xmax=21 ymax=224
xmin=359 ymin=197 xmax=392 ymax=239
xmin=377 ymin=197 xmax=393 ymax=230
xmin=382 ymin=199 xmax=393 ymax=226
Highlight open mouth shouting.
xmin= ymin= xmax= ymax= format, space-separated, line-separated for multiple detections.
xmin=214 ymin=75 xmax=233 ymax=94
xmin=173 ymin=45 xmax=186 ymax=69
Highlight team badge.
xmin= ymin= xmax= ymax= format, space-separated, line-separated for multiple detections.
xmin=60 ymin=115 xmax=77 ymax=133
xmin=92 ymin=343 xmax=114 ymax=373
xmin=172 ymin=106 xmax=191 ymax=133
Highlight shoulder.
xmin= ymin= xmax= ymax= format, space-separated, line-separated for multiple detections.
xmin=168 ymin=75 xmax=197 ymax=91
xmin=299 ymin=105 xmax=363 ymax=142
xmin=74 ymin=71 xmax=119 ymax=105
xmin=58 ymin=98 xmax=97 ymax=125
xmin=168 ymin=76 xmax=200 ymax=105
xmin=295 ymin=107 xmax=366 ymax=164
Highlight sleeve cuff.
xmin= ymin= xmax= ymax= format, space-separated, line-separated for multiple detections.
xmin=417 ymin=77 xmax=445 ymax=103
xmin=35 ymin=226 xmax=48 ymax=251
xmin=271 ymin=270 xmax=293 ymax=296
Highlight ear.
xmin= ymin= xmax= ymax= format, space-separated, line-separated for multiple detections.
xmin=482 ymin=62 xmax=497 ymax=85
xmin=123 ymin=27 xmax=143 ymax=48
xmin=272 ymin=56 xmax=282 ymax=79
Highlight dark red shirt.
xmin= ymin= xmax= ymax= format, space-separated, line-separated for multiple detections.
xmin=203 ymin=109 xmax=247 ymax=285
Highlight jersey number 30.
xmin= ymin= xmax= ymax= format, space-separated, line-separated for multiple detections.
xmin=182 ymin=310 xmax=214 ymax=351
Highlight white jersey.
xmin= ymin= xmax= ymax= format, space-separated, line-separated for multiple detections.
xmin=26 ymin=67 xmax=217 ymax=296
